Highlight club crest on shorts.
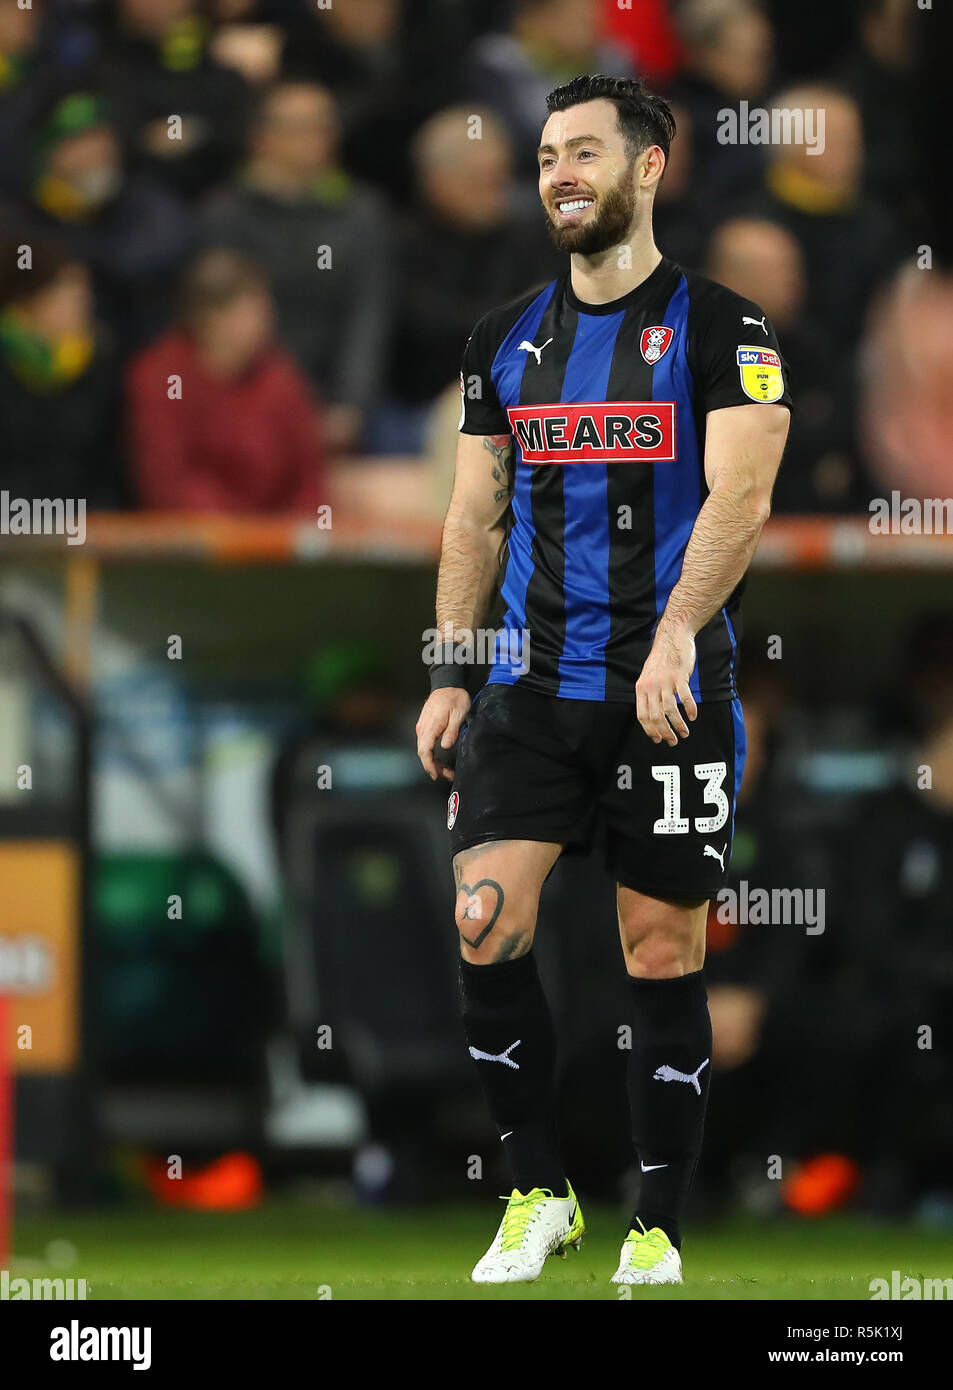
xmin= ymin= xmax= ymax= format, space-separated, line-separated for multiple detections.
xmin=447 ymin=790 xmax=460 ymax=829
xmin=640 ymin=325 xmax=674 ymax=364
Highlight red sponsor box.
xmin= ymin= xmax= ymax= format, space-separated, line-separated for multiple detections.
xmin=506 ymin=402 xmax=676 ymax=463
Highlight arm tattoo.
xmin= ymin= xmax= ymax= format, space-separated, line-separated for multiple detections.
xmin=484 ymin=435 xmax=516 ymax=505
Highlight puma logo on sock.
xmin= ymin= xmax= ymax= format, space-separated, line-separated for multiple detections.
xmin=468 ymin=1040 xmax=521 ymax=1070
xmin=653 ymin=1058 xmax=710 ymax=1095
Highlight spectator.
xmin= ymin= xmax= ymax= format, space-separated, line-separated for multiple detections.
xmin=762 ymin=0 xmax=855 ymax=86
xmin=280 ymin=0 xmax=402 ymax=96
xmin=98 ymin=0 xmax=251 ymax=200
xmin=602 ymin=0 xmax=681 ymax=86
xmin=705 ymin=216 xmax=866 ymax=512
xmin=466 ymin=0 xmax=634 ymax=181
xmin=0 ymin=0 xmax=39 ymax=89
xmin=370 ymin=106 xmax=562 ymax=453
xmin=652 ymin=102 xmax=709 ymax=270
xmin=0 ymin=2 xmax=99 ymax=195
xmin=753 ymin=84 xmax=904 ymax=353
xmin=126 ymin=247 xmax=326 ymax=513
xmin=0 ymin=0 xmax=43 ymax=196
xmin=862 ymin=266 xmax=953 ymax=501
xmin=11 ymin=88 xmax=193 ymax=348
xmin=835 ymin=613 xmax=953 ymax=1211
xmin=700 ymin=649 xmax=842 ymax=1202
xmin=200 ymin=80 xmax=391 ymax=452
xmin=279 ymin=0 xmax=469 ymax=204
xmin=208 ymin=22 xmax=284 ymax=90
xmin=0 ymin=238 xmax=122 ymax=506
xmin=668 ymin=0 xmax=775 ymax=208
xmin=837 ymin=0 xmax=917 ymax=226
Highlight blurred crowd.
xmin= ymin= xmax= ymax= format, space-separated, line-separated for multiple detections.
xmin=0 ymin=0 xmax=926 ymax=516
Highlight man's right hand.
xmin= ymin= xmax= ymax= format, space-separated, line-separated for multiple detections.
xmin=416 ymin=687 xmax=471 ymax=781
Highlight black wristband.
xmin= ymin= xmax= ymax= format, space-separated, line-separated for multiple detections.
xmin=429 ymin=663 xmax=467 ymax=692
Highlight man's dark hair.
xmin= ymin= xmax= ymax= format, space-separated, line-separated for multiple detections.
xmin=545 ymin=74 xmax=676 ymax=162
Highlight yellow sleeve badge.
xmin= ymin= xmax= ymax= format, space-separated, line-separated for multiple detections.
xmin=737 ymin=346 xmax=784 ymax=403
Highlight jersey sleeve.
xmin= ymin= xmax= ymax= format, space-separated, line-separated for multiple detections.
xmin=689 ymin=281 xmax=793 ymax=414
xmin=457 ymin=313 xmax=510 ymax=436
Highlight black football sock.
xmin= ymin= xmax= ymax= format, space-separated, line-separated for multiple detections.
xmin=459 ymin=951 xmax=567 ymax=1196
xmin=625 ymin=970 xmax=712 ymax=1250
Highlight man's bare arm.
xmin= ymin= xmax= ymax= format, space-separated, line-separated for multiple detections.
xmin=435 ymin=431 xmax=514 ymax=644
xmin=416 ymin=431 xmax=514 ymax=779
xmin=636 ymin=402 xmax=790 ymax=745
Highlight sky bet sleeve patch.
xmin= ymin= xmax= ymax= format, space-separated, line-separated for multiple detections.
xmin=737 ymin=345 xmax=785 ymax=403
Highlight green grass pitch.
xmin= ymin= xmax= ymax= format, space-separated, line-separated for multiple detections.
xmin=12 ymin=1199 xmax=953 ymax=1300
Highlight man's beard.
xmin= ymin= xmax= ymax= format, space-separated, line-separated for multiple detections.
xmin=545 ymin=174 xmax=638 ymax=255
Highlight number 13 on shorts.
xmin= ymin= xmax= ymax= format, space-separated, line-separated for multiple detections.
xmin=651 ymin=762 xmax=730 ymax=835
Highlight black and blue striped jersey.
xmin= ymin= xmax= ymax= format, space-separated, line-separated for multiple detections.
xmin=458 ymin=255 xmax=792 ymax=704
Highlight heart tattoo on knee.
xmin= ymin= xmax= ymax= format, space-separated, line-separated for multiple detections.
xmin=457 ymin=878 xmax=504 ymax=949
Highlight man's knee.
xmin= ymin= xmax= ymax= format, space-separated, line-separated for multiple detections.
xmin=454 ymin=878 xmax=533 ymax=963
xmin=452 ymin=841 xmax=559 ymax=963
xmin=622 ymin=930 xmax=703 ymax=978
xmin=618 ymin=890 xmax=708 ymax=978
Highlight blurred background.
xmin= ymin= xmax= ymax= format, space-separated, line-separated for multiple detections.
xmin=1 ymin=0 xmax=952 ymax=1280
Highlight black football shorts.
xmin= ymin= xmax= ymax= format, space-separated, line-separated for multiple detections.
xmin=446 ymin=681 xmax=746 ymax=901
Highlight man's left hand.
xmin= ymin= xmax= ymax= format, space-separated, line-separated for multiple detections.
xmin=636 ymin=624 xmax=698 ymax=746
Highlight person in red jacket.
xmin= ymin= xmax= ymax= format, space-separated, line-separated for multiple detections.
xmin=127 ymin=247 xmax=326 ymax=513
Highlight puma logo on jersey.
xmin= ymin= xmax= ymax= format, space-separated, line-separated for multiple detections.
xmin=469 ymin=1040 xmax=521 ymax=1070
xmin=518 ymin=337 xmax=553 ymax=365
xmin=653 ymin=1058 xmax=710 ymax=1095
xmin=704 ymin=842 xmax=727 ymax=870
xmin=742 ymin=315 xmax=768 ymax=334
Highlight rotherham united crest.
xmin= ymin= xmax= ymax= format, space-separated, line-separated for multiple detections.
xmin=640 ymin=325 xmax=674 ymax=364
